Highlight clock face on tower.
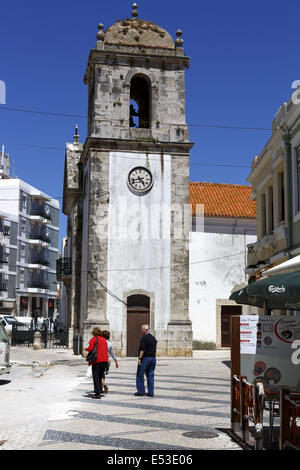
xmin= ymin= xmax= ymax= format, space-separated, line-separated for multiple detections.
xmin=127 ymin=166 xmax=153 ymax=195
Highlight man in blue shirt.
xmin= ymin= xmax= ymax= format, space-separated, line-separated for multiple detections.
xmin=135 ymin=324 xmax=157 ymax=397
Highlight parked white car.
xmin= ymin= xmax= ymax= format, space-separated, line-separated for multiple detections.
xmin=0 ymin=324 xmax=11 ymax=375
xmin=13 ymin=316 xmax=34 ymax=328
xmin=0 ymin=315 xmax=19 ymax=332
xmin=14 ymin=316 xmax=53 ymax=332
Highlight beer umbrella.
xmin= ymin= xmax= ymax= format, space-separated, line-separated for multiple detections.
xmin=229 ymin=285 xmax=265 ymax=308
xmin=247 ymin=270 xmax=300 ymax=310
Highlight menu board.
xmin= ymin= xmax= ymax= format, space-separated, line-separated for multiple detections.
xmin=240 ymin=316 xmax=259 ymax=354
xmin=240 ymin=315 xmax=300 ymax=389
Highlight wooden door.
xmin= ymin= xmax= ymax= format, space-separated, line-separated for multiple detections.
xmin=127 ymin=309 xmax=150 ymax=357
xmin=127 ymin=295 xmax=150 ymax=357
xmin=221 ymin=305 xmax=242 ymax=347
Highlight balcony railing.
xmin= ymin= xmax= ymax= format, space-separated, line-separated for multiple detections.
xmin=29 ymin=258 xmax=50 ymax=266
xmin=56 ymin=257 xmax=72 ymax=281
xmin=29 ymin=207 xmax=52 ymax=220
xmin=29 ymin=233 xmax=51 ymax=244
xmin=0 ymin=281 xmax=8 ymax=291
xmin=27 ymin=281 xmax=49 ymax=289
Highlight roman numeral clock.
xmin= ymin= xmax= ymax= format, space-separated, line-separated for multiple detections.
xmin=127 ymin=166 xmax=153 ymax=195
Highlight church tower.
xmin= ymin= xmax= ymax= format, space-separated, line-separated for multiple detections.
xmin=70 ymin=4 xmax=193 ymax=356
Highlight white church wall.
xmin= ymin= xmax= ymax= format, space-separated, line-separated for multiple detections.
xmin=189 ymin=229 xmax=256 ymax=343
xmin=107 ymin=151 xmax=171 ymax=333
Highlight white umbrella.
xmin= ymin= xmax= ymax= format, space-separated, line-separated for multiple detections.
xmin=264 ymin=255 xmax=300 ymax=276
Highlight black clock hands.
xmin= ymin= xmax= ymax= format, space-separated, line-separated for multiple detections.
xmin=137 ymin=176 xmax=145 ymax=186
xmin=131 ymin=176 xmax=146 ymax=187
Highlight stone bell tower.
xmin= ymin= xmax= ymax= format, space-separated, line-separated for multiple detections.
xmin=78 ymin=3 xmax=193 ymax=356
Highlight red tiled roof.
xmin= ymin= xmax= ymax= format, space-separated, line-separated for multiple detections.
xmin=189 ymin=182 xmax=256 ymax=218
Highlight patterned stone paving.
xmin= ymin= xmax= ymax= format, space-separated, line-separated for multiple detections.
xmin=0 ymin=349 xmax=241 ymax=451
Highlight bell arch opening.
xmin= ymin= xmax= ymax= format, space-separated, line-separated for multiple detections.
xmin=129 ymin=75 xmax=151 ymax=129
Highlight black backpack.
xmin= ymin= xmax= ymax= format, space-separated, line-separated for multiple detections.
xmin=86 ymin=336 xmax=98 ymax=362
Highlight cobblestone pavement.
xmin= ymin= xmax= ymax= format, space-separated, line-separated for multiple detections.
xmin=0 ymin=348 xmax=241 ymax=451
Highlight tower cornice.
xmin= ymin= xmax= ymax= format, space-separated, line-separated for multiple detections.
xmin=83 ymin=48 xmax=190 ymax=84
xmin=80 ymin=136 xmax=194 ymax=166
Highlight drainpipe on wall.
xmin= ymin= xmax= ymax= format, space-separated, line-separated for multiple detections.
xmin=282 ymin=131 xmax=293 ymax=258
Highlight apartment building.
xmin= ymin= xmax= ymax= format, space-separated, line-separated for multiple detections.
xmin=0 ymin=158 xmax=59 ymax=319
xmin=246 ymin=91 xmax=300 ymax=277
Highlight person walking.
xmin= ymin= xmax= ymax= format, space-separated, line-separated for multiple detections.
xmin=53 ymin=316 xmax=59 ymax=335
xmin=85 ymin=327 xmax=108 ymax=399
xmin=135 ymin=324 xmax=157 ymax=397
xmin=101 ymin=330 xmax=119 ymax=394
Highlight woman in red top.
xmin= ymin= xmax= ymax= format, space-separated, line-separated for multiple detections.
xmin=85 ymin=327 xmax=108 ymax=399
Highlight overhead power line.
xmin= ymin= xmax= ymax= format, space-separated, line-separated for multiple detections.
xmin=0 ymin=105 xmax=273 ymax=131
xmin=88 ymin=270 xmax=127 ymax=305
xmin=0 ymin=105 xmax=280 ymax=175
xmin=0 ymin=138 xmax=279 ymax=173
xmin=65 ymin=248 xmax=248 ymax=303
xmin=86 ymin=250 xmax=247 ymax=273
xmin=0 ymin=106 xmax=87 ymax=119
xmin=57 ymin=250 xmax=248 ymax=305
xmin=87 ymin=249 xmax=247 ymax=303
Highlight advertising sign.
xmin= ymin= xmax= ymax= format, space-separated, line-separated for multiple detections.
xmin=240 ymin=315 xmax=300 ymax=389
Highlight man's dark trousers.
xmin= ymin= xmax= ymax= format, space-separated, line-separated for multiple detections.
xmin=136 ymin=357 xmax=156 ymax=396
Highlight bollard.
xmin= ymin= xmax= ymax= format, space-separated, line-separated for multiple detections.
xmin=7 ymin=329 xmax=12 ymax=345
xmin=73 ymin=334 xmax=82 ymax=355
xmin=33 ymin=331 xmax=42 ymax=350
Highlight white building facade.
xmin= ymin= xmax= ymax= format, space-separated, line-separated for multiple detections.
xmin=189 ymin=183 xmax=257 ymax=347
xmin=247 ymin=92 xmax=300 ymax=279
xmin=0 ymin=177 xmax=59 ymax=319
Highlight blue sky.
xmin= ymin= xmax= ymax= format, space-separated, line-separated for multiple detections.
xmin=0 ymin=0 xmax=299 ymax=247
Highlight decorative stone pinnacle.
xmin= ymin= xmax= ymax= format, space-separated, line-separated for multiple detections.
xmin=74 ymin=124 xmax=79 ymax=144
xmin=97 ymin=23 xmax=105 ymax=41
xmin=175 ymin=29 xmax=184 ymax=48
xmin=132 ymin=3 xmax=138 ymax=19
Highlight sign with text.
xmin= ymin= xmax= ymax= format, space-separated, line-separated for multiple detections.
xmin=240 ymin=315 xmax=300 ymax=389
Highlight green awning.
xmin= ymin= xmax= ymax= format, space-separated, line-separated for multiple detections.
xmin=247 ymin=270 xmax=300 ymax=310
xmin=229 ymin=286 xmax=265 ymax=308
